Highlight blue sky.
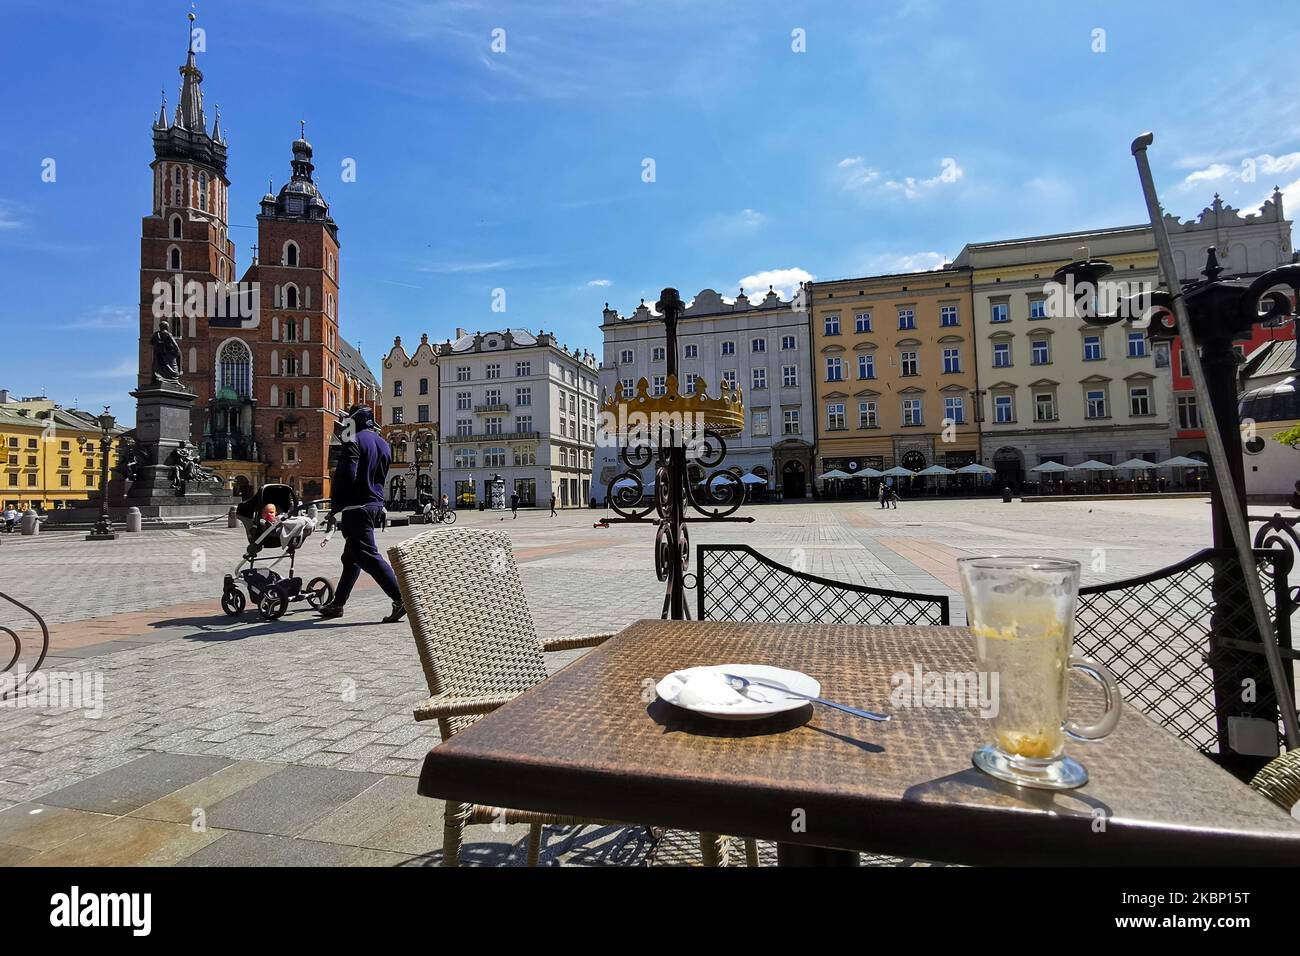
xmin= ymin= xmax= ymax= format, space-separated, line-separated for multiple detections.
xmin=1 ymin=0 xmax=1298 ymax=421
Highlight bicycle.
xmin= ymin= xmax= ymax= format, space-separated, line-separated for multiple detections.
xmin=424 ymin=504 xmax=457 ymax=525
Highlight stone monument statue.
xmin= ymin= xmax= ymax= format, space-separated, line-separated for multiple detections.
xmin=168 ymin=441 xmax=222 ymax=496
xmin=151 ymin=320 xmax=183 ymax=386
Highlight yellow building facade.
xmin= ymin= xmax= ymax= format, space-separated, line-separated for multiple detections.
xmin=808 ymin=267 xmax=979 ymax=487
xmin=0 ymin=400 xmax=119 ymax=511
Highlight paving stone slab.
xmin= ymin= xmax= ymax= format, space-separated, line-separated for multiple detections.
xmin=177 ymin=830 xmax=413 ymax=867
xmin=38 ymin=752 xmax=234 ymax=815
xmin=201 ymin=765 xmax=383 ymax=837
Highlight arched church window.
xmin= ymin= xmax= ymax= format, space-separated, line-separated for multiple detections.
xmin=168 ymin=246 xmax=182 ymax=272
xmin=217 ymin=339 xmax=252 ymax=398
xmin=199 ymin=172 xmax=208 ymax=212
xmin=284 ymin=388 xmax=297 ymax=408
xmin=284 ymin=241 xmax=299 ymax=267
xmin=170 ymin=215 xmax=183 ymax=239
xmin=284 ymin=318 xmax=298 ymax=342
xmin=284 ymin=353 xmax=298 ymax=376
xmin=285 ymin=285 xmax=298 ymax=310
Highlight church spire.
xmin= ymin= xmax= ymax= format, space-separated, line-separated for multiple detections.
xmin=174 ymin=11 xmax=207 ymax=132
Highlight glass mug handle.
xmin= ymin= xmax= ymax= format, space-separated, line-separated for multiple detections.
xmin=1063 ymin=655 xmax=1122 ymax=741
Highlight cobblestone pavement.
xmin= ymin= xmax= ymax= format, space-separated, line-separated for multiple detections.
xmin=0 ymin=497 xmax=1285 ymax=865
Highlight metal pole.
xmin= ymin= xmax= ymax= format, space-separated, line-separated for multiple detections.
xmin=1131 ymin=132 xmax=1300 ymax=748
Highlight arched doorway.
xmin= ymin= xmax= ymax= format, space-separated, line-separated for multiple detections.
xmin=993 ymin=446 xmax=1024 ymax=488
xmin=233 ymin=475 xmax=252 ymax=500
xmin=782 ymin=460 xmax=806 ymax=499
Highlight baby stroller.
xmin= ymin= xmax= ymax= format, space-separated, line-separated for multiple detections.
xmin=222 ymin=483 xmax=334 ymax=620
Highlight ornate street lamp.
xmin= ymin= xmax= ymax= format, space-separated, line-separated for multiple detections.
xmin=601 ymin=288 xmax=753 ymax=619
xmin=1055 ymin=133 xmax=1300 ymax=763
xmin=86 ymin=407 xmax=117 ymax=541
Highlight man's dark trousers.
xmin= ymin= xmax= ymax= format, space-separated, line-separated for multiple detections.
xmin=333 ymin=503 xmax=403 ymax=607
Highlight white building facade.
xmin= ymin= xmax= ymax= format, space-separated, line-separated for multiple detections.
xmin=439 ymin=328 xmax=598 ymax=509
xmin=596 ymin=288 xmax=816 ymax=497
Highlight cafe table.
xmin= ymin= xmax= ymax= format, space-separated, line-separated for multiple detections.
xmin=417 ymin=620 xmax=1300 ymax=865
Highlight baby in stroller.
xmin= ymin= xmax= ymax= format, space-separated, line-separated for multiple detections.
xmin=221 ymin=484 xmax=334 ymax=620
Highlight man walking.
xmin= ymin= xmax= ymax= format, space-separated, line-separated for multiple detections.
xmin=318 ymin=405 xmax=406 ymax=623
xmin=510 ymin=491 xmax=519 ymax=518
xmin=549 ymin=492 xmax=558 ymax=517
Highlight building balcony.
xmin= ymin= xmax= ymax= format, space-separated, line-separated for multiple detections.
xmin=473 ymin=403 xmax=510 ymax=414
xmin=450 ymin=431 xmax=541 ymax=444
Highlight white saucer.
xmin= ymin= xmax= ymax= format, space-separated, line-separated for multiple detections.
xmin=655 ymin=664 xmax=820 ymax=721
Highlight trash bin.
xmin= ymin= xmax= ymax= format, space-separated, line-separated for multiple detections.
xmin=20 ymin=509 xmax=39 ymax=535
xmin=126 ymin=507 xmax=142 ymax=533
xmin=1002 ymin=486 xmax=1013 ymax=503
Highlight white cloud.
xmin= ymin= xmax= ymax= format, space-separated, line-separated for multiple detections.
xmin=0 ymin=201 xmax=21 ymax=230
xmin=697 ymin=208 xmax=766 ymax=239
xmin=586 ymin=278 xmax=613 ymax=287
xmin=862 ymin=252 xmax=949 ymax=274
xmin=837 ymin=157 xmax=963 ymax=200
xmin=736 ymin=267 xmax=814 ymax=300
xmin=91 ymin=359 xmax=138 ymax=379
xmin=70 ymin=306 xmax=134 ymax=330
xmin=417 ymin=256 xmax=542 ymax=274
xmin=1179 ymin=152 xmax=1300 ymax=190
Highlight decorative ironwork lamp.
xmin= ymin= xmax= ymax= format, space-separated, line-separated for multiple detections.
xmin=601 ymin=288 xmax=753 ymax=618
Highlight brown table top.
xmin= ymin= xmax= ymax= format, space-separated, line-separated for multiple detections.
xmin=418 ymin=620 xmax=1300 ymax=865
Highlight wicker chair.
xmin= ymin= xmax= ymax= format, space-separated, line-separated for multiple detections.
xmin=1252 ymin=750 xmax=1300 ymax=815
xmin=388 ymin=526 xmax=733 ymax=866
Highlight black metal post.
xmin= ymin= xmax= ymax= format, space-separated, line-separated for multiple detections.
xmin=87 ymin=409 xmax=117 ymax=541
xmin=660 ymin=288 xmax=688 ymax=620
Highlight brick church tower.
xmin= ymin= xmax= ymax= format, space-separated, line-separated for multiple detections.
xmin=138 ymin=15 xmax=376 ymax=500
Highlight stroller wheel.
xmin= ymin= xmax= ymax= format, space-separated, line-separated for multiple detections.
xmin=258 ymin=586 xmax=288 ymax=621
xmin=221 ymin=589 xmax=246 ymax=617
xmin=305 ymin=577 xmax=334 ymax=610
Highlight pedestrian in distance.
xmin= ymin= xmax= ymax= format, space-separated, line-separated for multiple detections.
xmin=550 ymin=492 xmax=558 ymax=517
xmin=510 ymin=491 xmax=519 ymax=518
xmin=878 ymin=482 xmax=888 ymax=510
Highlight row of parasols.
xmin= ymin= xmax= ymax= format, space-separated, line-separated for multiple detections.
xmin=817 ymin=455 xmax=1207 ymax=482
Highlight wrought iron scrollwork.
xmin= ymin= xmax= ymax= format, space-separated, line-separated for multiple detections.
xmin=0 ymin=590 xmax=49 ymax=700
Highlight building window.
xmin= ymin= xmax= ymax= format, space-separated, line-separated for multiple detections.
xmin=391 ymin=407 xmax=404 ymax=424
xmin=902 ymin=398 xmax=923 ymax=426
xmin=825 ymin=357 xmax=843 ymax=382
xmin=826 ymin=403 xmax=846 ymax=430
xmin=516 ymin=386 xmax=531 ymax=405
xmin=168 ymin=246 xmax=182 ymax=271
xmin=417 ymin=404 xmax=430 ymax=423
xmin=752 ymin=409 xmax=770 ymax=436
xmin=782 ymin=365 xmax=798 ymax=388
xmin=484 ymin=447 xmax=507 ymax=468
xmin=456 ymin=419 xmax=472 ymax=437
xmin=198 ymin=172 xmax=208 ymax=211
xmin=1177 ymin=395 xmax=1200 ymax=429
xmin=945 ymin=396 xmax=966 ymax=424
xmin=940 ymin=305 xmax=959 ymax=327
xmin=170 ymin=215 xmax=183 ymax=239
xmin=991 ymin=302 xmax=1009 ymax=323
xmin=485 ymin=363 xmax=501 ymax=379
xmin=457 ymin=366 xmax=470 ymax=382
xmin=900 ymin=351 xmax=919 ymax=376
xmin=824 ymin=314 xmax=840 ymax=336
xmin=647 ymin=375 xmax=663 ymax=396
xmin=855 ymin=312 xmax=873 ymax=333
xmin=684 ymin=373 xmax=697 ymax=395
xmin=1031 ymin=339 xmax=1050 ymax=365
xmin=484 ymin=388 xmax=501 ymax=405
xmin=781 ymin=335 xmax=796 ymax=350
xmin=283 ymin=241 xmax=299 ymax=267
xmin=456 ymin=391 xmax=471 ymax=410
xmin=514 ymin=445 xmax=537 ymax=466
xmin=721 ymin=341 xmax=735 ymax=356
xmin=453 ymin=448 xmax=476 ymax=468
xmin=217 ymin=339 xmax=252 ymax=397
xmin=992 ymin=342 xmax=1011 ymax=368
xmin=619 ymin=349 xmax=634 ymax=365
xmin=1086 ymin=389 xmax=1107 ymax=418
xmin=752 ymin=338 xmax=766 ymax=353
xmin=516 ymin=361 xmax=531 ymax=376
xmin=393 ymin=380 xmax=403 ymax=397
xmin=1127 ymin=331 xmax=1148 ymax=358
xmin=897 ymin=308 xmax=916 ymax=330
xmin=1083 ymin=335 xmax=1104 ymax=361
xmin=485 ymin=417 xmax=503 ymax=435
xmin=652 ymin=346 xmax=666 ymax=362
xmin=859 ymin=401 xmax=878 ymax=429
xmin=858 ymin=355 xmax=875 ymax=380
xmin=752 ymin=367 xmax=767 ymax=389
xmin=1029 ymin=298 xmax=1048 ymax=320
xmin=1034 ymin=392 xmax=1056 ymax=421
xmin=1129 ymin=385 xmax=1151 ymax=416
xmin=516 ymin=415 xmax=533 ymax=432
xmin=419 ymin=378 xmax=429 ymax=395
xmin=783 ymin=409 xmax=800 ymax=435
xmin=994 ymin=394 xmax=1014 ymax=423
xmin=684 ymin=344 xmax=698 ymax=359
xmin=942 ymin=348 xmax=961 ymax=374
xmin=621 ymin=378 xmax=635 ymax=398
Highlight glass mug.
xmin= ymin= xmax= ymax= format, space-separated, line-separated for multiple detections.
xmin=957 ymin=556 xmax=1122 ymax=790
